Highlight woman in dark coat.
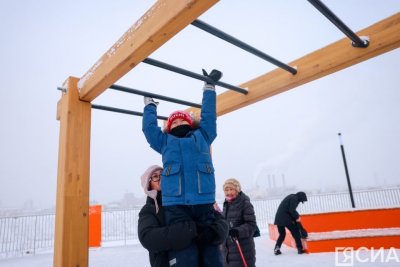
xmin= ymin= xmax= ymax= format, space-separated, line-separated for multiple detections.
xmin=138 ymin=165 xmax=197 ymax=267
xmin=138 ymin=165 xmax=229 ymax=267
xmin=273 ymin=191 xmax=308 ymax=255
xmin=222 ymin=178 xmax=257 ymax=267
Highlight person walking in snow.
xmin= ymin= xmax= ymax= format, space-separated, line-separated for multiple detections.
xmin=221 ymin=178 xmax=257 ymax=267
xmin=142 ymin=69 xmax=227 ymax=267
xmin=273 ymin=191 xmax=308 ymax=255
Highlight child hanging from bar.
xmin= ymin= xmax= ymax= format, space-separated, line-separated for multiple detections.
xmin=142 ymin=69 xmax=227 ymax=267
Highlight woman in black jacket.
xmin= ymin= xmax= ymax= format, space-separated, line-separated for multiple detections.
xmin=222 ymin=178 xmax=257 ymax=267
xmin=138 ymin=165 xmax=229 ymax=267
xmin=138 ymin=165 xmax=197 ymax=267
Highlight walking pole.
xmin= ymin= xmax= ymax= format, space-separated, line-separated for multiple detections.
xmin=233 ymin=237 xmax=248 ymax=267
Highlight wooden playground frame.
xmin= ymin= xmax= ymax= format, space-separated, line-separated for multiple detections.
xmin=54 ymin=1 xmax=400 ymax=266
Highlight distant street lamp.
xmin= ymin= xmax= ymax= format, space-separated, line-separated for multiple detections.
xmin=338 ymin=133 xmax=356 ymax=208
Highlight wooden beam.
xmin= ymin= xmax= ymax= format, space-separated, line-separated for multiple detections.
xmin=187 ymin=12 xmax=400 ymax=117
xmin=54 ymin=77 xmax=91 ymax=267
xmin=78 ymin=0 xmax=219 ymax=102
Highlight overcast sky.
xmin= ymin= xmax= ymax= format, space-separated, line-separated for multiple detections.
xmin=1 ymin=1 xmax=399 ymax=209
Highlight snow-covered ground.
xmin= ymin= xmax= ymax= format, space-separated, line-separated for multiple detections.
xmin=1 ymin=232 xmax=399 ymax=267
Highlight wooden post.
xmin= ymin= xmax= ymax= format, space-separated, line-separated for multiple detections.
xmin=54 ymin=77 xmax=91 ymax=267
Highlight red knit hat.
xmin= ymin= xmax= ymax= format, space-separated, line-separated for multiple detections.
xmin=167 ymin=110 xmax=193 ymax=131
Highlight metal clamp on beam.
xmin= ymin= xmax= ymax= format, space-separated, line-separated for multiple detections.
xmin=109 ymin=84 xmax=202 ymax=108
xmin=57 ymin=87 xmax=67 ymax=93
xmin=142 ymin=58 xmax=248 ymax=95
xmin=191 ymin=19 xmax=297 ymax=74
xmin=307 ymin=0 xmax=369 ymax=48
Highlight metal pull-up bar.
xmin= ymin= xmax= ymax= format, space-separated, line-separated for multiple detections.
xmin=191 ymin=19 xmax=297 ymax=75
xmin=58 ymin=86 xmax=189 ymax=120
xmin=142 ymin=58 xmax=248 ymax=95
xmin=92 ymin=104 xmax=168 ymax=120
xmin=94 ymin=84 xmax=201 ymax=118
xmin=109 ymin=84 xmax=202 ymax=108
xmin=307 ymin=0 xmax=369 ymax=48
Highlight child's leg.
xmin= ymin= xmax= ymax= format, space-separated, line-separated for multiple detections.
xmin=193 ymin=204 xmax=224 ymax=267
xmin=164 ymin=205 xmax=192 ymax=224
xmin=201 ymin=244 xmax=224 ymax=267
xmin=164 ymin=205 xmax=199 ymax=267
xmin=168 ymin=242 xmax=199 ymax=267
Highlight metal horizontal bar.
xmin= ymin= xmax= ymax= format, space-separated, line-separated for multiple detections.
xmin=92 ymin=104 xmax=168 ymax=120
xmin=191 ymin=19 xmax=297 ymax=75
xmin=307 ymin=0 xmax=369 ymax=48
xmin=109 ymin=84 xmax=202 ymax=108
xmin=142 ymin=58 xmax=248 ymax=94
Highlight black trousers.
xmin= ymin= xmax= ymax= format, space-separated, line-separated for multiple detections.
xmin=164 ymin=204 xmax=223 ymax=267
xmin=275 ymin=223 xmax=303 ymax=250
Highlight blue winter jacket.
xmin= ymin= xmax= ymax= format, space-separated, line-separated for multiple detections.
xmin=142 ymin=90 xmax=217 ymax=206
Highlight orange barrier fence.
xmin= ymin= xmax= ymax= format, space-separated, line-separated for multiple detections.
xmin=269 ymin=207 xmax=400 ymax=253
xmin=301 ymin=207 xmax=400 ymax=232
xmin=89 ymin=205 xmax=102 ymax=247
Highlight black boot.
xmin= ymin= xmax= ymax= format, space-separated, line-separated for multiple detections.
xmin=298 ymin=248 xmax=307 ymax=254
xmin=274 ymin=246 xmax=282 ymax=255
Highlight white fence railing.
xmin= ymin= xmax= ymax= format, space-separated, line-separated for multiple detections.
xmin=0 ymin=214 xmax=55 ymax=258
xmin=102 ymin=208 xmax=140 ymax=245
xmin=1 ymin=187 xmax=399 ymax=259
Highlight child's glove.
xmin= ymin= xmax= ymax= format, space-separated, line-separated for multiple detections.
xmin=144 ymin=96 xmax=159 ymax=106
xmin=202 ymin=69 xmax=222 ymax=90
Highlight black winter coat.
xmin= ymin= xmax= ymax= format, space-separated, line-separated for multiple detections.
xmin=138 ymin=194 xmax=197 ymax=267
xmin=222 ymin=192 xmax=257 ymax=267
xmin=274 ymin=193 xmax=306 ymax=226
